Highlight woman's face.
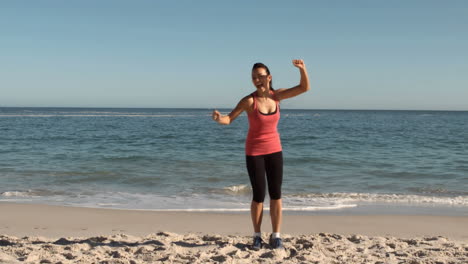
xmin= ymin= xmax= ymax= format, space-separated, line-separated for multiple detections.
xmin=251 ymin=67 xmax=271 ymax=90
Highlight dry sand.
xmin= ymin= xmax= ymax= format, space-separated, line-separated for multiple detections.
xmin=1 ymin=202 xmax=467 ymax=263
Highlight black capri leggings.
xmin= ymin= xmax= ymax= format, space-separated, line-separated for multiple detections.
xmin=246 ymin=151 xmax=283 ymax=203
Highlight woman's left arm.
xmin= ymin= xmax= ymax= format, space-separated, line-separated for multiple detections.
xmin=275 ymin=59 xmax=310 ymax=101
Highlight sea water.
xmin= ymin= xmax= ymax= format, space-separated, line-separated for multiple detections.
xmin=1 ymin=107 xmax=467 ymax=215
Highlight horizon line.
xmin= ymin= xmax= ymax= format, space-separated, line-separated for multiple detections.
xmin=0 ymin=106 xmax=467 ymax=112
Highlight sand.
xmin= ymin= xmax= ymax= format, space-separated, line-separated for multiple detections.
xmin=1 ymin=202 xmax=467 ymax=263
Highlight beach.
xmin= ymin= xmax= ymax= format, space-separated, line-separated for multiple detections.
xmin=1 ymin=202 xmax=467 ymax=263
xmin=1 ymin=109 xmax=467 ymax=263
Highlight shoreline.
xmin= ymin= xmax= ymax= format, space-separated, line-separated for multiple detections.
xmin=1 ymin=202 xmax=467 ymax=240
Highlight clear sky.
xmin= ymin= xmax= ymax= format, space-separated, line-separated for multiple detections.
xmin=1 ymin=1 xmax=467 ymax=110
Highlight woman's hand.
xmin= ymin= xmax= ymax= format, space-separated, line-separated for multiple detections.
xmin=292 ymin=59 xmax=306 ymax=70
xmin=212 ymin=110 xmax=221 ymax=122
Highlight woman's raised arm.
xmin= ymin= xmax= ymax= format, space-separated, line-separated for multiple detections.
xmin=275 ymin=59 xmax=310 ymax=101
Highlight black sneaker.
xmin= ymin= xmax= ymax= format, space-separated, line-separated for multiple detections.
xmin=252 ymin=236 xmax=263 ymax=250
xmin=269 ymin=235 xmax=284 ymax=249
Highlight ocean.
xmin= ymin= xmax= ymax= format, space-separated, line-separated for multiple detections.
xmin=0 ymin=107 xmax=467 ymax=215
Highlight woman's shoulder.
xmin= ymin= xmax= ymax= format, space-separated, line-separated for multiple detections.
xmin=271 ymin=89 xmax=283 ymax=102
xmin=238 ymin=93 xmax=255 ymax=111
xmin=241 ymin=93 xmax=255 ymax=103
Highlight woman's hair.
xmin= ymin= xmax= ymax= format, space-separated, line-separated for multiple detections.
xmin=252 ymin=62 xmax=274 ymax=91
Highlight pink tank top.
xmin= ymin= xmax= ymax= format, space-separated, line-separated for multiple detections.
xmin=245 ymin=91 xmax=282 ymax=156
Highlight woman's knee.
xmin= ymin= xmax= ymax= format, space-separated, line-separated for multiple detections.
xmin=252 ymin=193 xmax=266 ymax=203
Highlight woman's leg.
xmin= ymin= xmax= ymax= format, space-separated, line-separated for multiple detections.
xmin=246 ymin=155 xmax=267 ymax=233
xmin=251 ymin=201 xmax=263 ymax=233
xmin=265 ymin=151 xmax=283 ymax=233
xmin=270 ymin=199 xmax=282 ymax=233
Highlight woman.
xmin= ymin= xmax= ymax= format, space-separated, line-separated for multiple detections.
xmin=212 ymin=60 xmax=310 ymax=249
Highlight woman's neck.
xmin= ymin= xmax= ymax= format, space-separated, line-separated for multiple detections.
xmin=256 ymin=87 xmax=270 ymax=98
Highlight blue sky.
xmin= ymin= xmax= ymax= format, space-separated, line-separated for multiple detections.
xmin=1 ymin=1 xmax=467 ymax=110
